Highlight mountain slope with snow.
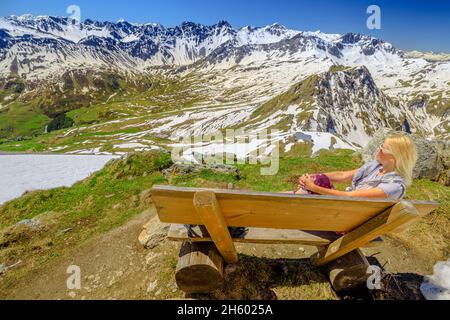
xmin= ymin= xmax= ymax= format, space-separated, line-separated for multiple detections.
xmin=240 ymin=66 xmax=408 ymax=146
xmin=0 ymin=15 xmax=448 ymax=154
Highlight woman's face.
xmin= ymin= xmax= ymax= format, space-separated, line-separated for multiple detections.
xmin=376 ymin=140 xmax=396 ymax=165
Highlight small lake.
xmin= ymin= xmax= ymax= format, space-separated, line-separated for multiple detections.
xmin=0 ymin=154 xmax=119 ymax=205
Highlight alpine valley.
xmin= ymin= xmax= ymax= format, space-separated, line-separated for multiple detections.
xmin=0 ymin=14 xmax=449 ymax=156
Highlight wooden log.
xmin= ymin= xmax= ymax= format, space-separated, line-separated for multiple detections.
xmin=175 ymin=241 xmax=224 ymax=293
xmin=322 ymin=248 xmax=370 ymax=292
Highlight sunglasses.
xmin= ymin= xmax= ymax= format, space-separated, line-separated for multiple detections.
xmin=379 ymin=145 xmax=392 ymax=155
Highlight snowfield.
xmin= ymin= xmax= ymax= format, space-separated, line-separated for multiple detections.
xmin=0 ymin=154 xmax=119 ymax=205
xmin=169 ymin=130 xmax=357 ymax=165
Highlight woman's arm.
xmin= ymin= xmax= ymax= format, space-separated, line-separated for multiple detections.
xmin=307 ymin=184 xmax=388 ymax=198
xmin=299 ymin=174 xmax=388 ymax=198
xmin=322 ymin=169 xmax=359 ymax=183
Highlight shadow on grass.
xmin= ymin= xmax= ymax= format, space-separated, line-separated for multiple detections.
xmin=334 ymin=256 xmax=425 ymax=300
xmin=366 ymin=256 xmax=425 ymax=300
xmin=185 ymin=254 xmax=425 ymax=300
xmin=186 ymin=254 xmax=334 ymax=300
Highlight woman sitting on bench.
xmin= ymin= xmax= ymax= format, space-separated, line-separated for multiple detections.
xmin=296 ymin=133 xmax=417 ymax=200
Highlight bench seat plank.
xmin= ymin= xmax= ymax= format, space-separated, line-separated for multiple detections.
xmin=168 ymin=224 xmax=339 ymax=246
xmin=168 ymin=224 xmax=384 ymax=247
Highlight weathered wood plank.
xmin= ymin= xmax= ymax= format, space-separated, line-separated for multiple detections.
xmin=153 ymin=186 xmax=392 ymax=232
xmin=168 ymin=224 xmax=339 ymax=246
xmin=311 ymin=201 xmax=420 ymax=266
xmin=193 ymin=191 xmax=238 ymax=264
xmin=413 ymin=202 xmax=440 ymax=217
xmin=152 ymin=185 xmax=438 ymax=232
xmin=169 ymin=224 xmax=384 ymax=247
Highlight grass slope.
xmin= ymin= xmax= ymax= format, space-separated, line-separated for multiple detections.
xmin=0 ymin=149 xmax=448 ymax=299
xmin=0 ymin=73 xmax=207 ymax=149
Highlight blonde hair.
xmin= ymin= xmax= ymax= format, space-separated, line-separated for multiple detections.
xmin=384 ymin=133 xmax=417 ymax=186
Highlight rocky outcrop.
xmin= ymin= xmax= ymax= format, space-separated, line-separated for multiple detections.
xmin=435 ymin=140 xmax=450 ymax=186
xmin=138 ymin=213 xmax=170 ymax=249
xmin=0 ymin=264 xmax=6 ymax=275
xmin=248 ymin=66 xmax=408 ymax=148
xmin=361 ymin=128 xmax=450 ymax=185
xmin=313 ymin=66 xmax=404 ymax=144
xmin=14 ymin=218 xmax=41 ymax=229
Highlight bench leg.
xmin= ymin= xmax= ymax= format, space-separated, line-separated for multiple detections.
xmin=175 ymin=241 xmax=224 ymax=293
xmin=193 ymin=191 xmax=238 ymax=263
xmin=321 ymin=248 xmax=370 ymax=292
xmin=311 ymin=201 xmax=419 ymax=267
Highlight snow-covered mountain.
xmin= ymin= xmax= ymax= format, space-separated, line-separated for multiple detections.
xmin=0 ymin=14 xmax=448 ymax=152
xmin=0 ymin=15 xmax=306 ymax=77
xmin=0 ymin=15 xmax=416 ymax=76
xmin=1 ymin=15 xmax=448 ymax=97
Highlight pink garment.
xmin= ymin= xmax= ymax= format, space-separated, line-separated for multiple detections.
xmin=298 ymin=173 xmax=335 ymax=195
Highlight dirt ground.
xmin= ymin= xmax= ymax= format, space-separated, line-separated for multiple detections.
xmin=0 ymin=206 xmax=440 ymax=300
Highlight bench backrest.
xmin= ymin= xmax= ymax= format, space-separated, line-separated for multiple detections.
xmin=151 ymin=185 xmax=438 ymax=232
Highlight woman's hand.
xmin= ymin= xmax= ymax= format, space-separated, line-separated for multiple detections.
xmin=298 ymin=174 xmax=317 ymax=192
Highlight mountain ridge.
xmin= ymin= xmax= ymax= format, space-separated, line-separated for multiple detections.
xmin=0 ymin=15 xmax=448 ymax=154
xmin=0 ymin=14 xmax=402 ymax=75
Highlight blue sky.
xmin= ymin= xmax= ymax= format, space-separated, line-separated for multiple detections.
xmin=1 ymin=0 xmax=449 ymax=52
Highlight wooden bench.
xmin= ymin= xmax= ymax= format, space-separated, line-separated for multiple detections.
xmin=151 ymin=185 xmax=439 ymax=293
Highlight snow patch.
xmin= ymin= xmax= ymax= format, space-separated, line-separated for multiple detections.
xmin=420 ymin=258 xmax=450 ymax=300
xmin=0 ymin=154 xmax=118 ymax=205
